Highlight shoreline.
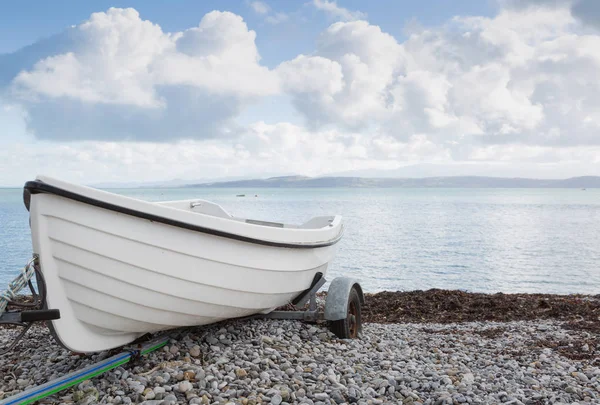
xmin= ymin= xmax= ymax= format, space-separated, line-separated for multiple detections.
xmin=1 ymin=290 xmax=598 ymax=404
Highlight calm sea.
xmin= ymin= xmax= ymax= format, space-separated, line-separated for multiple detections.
xmin=1 ymin=187 xmax=599 ymax=294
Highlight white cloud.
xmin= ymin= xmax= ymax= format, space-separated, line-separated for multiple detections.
xmin=278 ymin=55 xmax=344 ymax=94
xmin=4 ymin=118 xmax=596 ymax=187
xmin=277 ymin=3 xmax=600 ymax=154
xmin=312 ymin=0 xmax=366 ymax=22
xmin=248 ymin=1 xmax=288 ymax=25
xmin=0 ymin=121 xmax=423 ymax=185
xmin=249 ymin=1 xmax=270 ymax=15
xmin=13 ymin=9 xmax=171 ymax=108
xmin=157 ymin=11 xmax=277 ymax=97
xmin=276 ymin=20 xmax=402 ymax=128
xmin=4 ymin=8 xmax=279 ymax=142
xmin=265 ymin=12 xmax=289 ymax=25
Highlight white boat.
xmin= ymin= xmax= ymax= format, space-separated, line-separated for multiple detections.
xmin=23 ymin=176 xmax=343 ymax=353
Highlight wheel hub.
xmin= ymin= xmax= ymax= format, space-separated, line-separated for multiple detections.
xmin=348 ymin=301 xmax=358 ymax=338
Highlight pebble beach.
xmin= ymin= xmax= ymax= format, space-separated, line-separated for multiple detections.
xmin=1 ymin=291 xmax=599 ymax=405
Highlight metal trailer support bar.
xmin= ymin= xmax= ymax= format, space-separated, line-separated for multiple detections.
xmin=0 ymin=335 xmax=170 ymax=405
xmin=291 ymin=272 xmax=326 ymax=307
xmin=254 ymin=274 xmax=327 ymax=322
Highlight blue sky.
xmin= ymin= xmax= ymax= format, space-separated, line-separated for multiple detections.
xmin=0 ymin=0 xmax=599 ymax=186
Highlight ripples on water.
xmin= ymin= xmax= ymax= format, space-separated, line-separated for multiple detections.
xmin=1 ymin=187 xmax=599 ymax=294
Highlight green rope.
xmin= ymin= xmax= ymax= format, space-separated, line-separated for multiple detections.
xmin=0 ymin=256 xmax=37 ymax=313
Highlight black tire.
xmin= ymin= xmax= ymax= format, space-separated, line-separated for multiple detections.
xmin=330 ymin=286 xmax=362 ymax=338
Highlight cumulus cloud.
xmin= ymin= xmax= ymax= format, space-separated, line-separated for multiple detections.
xmin=277 ymin=4 xmax=600 ymax=154
xmin=3 ymin=8 xmax=278 ymax=141
xmin=277 ymin=21 xmax=402 ymax=128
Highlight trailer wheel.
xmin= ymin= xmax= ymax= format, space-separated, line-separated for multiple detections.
xmin=329 ymin=286 xmax=362 ymax=339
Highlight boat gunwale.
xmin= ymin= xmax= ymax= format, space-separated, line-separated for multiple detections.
xmin=23 ymin=180 xmax=344 ymax=249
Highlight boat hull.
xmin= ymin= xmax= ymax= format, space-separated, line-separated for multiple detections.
xmin=29 ymin=191 xmax=340 ymax=353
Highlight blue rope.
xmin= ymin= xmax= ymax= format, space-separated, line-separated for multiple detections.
xmin=0 ymin=256 xmax=37 ymax=313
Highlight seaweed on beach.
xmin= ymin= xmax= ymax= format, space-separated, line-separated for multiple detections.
xmin=359 ymin=289 xmax=600 ymax=362
xmin=361 ymin=289 xmax=600 ymax=333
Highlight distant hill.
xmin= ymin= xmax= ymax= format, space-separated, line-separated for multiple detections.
xmin=186 ymin=175 xmax=600 ymax=188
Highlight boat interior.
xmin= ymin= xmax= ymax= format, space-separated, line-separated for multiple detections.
xmin=156 ymin=199 xmax=336 ymax=229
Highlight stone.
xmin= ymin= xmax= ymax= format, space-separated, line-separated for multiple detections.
xmin=331 ymin=390 xmax=345 ymax=404
xmin=566 ymin=386 xmax=578 ymax=394
xmin=163 ymin=394 xmax=178 ymax=403
xmin=72 ymin=391 xmax=85 ymax=402
xmin=461 ymin=373 xmax=475 ymax=385
xmin=144 ymin=388 xmax=156 ymax=400
xmin=178 ymin=381 xmax=194 ymax=393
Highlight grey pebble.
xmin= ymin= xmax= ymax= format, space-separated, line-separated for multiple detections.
xmin=314 ymin=393 xmax=329 ymax=401
xmin=1 ymin=319 xmax=598 ymax=405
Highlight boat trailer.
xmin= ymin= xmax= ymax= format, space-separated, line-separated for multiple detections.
xmin=0 ymin=266 xmax=364 ymax=405
xmin=253 ymin=272 xmax=364 ymax=340
xmin=0 ymin=256 xmax=61 ymax=356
